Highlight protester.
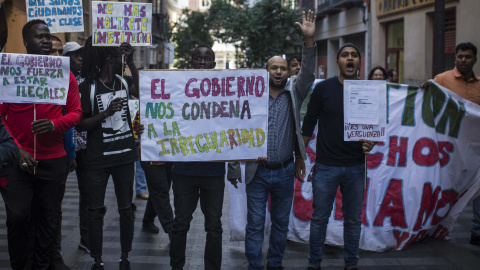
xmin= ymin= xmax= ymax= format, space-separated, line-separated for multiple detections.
xmin=422 ymin=42 xmax=480 ymax=246
xmin=168 ymin=44 xmax=226 ymax=270
xmin=49 ymin=35 xmax=76 ymax=270
xmin=301 ymin=43 xmax=376 ymax=270
xmin=368 ymin=66 xmax=387 ymax=80
xmin=135 ymin=157 xmax=149 ymax=200
xmin=386 ymin=69 xmax=398 ymax=83
xmin=288 ymin=55 xmax=302 ymax=77
xmin=140 ymin=160 xmax=174 ymax=235
xmin=63 ymin=41 xmax=91 ymax=254
xmin=77 ymin=35 xmax=142 ymax=270
xmin=227 ymin=10 xmax=317 ymax=270
xmin=0 ymin=19 xmax=82 ymax=270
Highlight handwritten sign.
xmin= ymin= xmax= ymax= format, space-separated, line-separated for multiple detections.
xmin=0 ymin=53 xmax=70 ymax=105
xmin=344 ymin=80 xmax=387 ymax=141
xmin=92 ymin=1 xmax=152 ymax=46
xmin=26 ymin=0 xmax=84 ymax=33
xmin=140 ymin=70 xmax=269 ymax=162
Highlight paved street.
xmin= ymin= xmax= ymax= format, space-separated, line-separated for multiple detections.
xmin=0 ymin=172 xmax=479 ymax=270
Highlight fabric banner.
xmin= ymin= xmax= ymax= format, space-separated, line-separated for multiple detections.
xmin=0 ymin=53 xmax=70 ymax=105
xmin=26 ymin=0 xmax=84 ymax=33
xmin=229 ymin=81 xmax=480 ymax=251
xmin=91 ymin=1 xmax=152 ymax=46
xmin=139 ymin=69 xmax=269 ymax=162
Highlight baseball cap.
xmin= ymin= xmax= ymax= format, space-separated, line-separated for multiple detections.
xmin=63 ymin=42 xmax=83 ymax=56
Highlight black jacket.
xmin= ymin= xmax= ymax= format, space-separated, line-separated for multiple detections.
xmin=0 ymin=117 xmax=19 ymax=170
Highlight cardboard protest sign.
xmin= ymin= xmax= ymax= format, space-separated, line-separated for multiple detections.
xmin=343 ymin=80 xmax=387 ymax=141
xmin=92 ymin=1 xmax=152 ymax=46
xmin=26 ymin=0 xmax=84 ymax=33
xmin=0 ymin=53 xmax=70 ymax=105
xmin=140 ymin=70 xmax=269 ymax=162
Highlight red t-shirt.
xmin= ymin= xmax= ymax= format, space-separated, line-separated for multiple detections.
xmin=0 ymin=72 xmax=82 ymax=159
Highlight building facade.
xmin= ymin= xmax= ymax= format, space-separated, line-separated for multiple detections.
xmin=371 ymin=0 xmax=480 ymax=85
xmin=312 ymin=0 xmax=369 ymax=79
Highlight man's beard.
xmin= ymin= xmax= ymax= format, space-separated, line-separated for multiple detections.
xmin=269 ymin=78 xmax=287 ymax=89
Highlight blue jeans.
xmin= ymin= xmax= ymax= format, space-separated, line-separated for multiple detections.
xmin=472 ymin=196 xmax=480 ymax=236
xmin=135 ymin=159 xmax=147 ymax=194
xmin=245 ymin=161 xmax=295 ymax=270
xmin=308 ymin=162 xmax=365 ymax=268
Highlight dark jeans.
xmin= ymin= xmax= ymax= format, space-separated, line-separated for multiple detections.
xmin=50 ymin=173 xmax=67 ymax=256
xmin=0 ymin=157 xmax=67 ymax=270
xmin=170 ymin=173 xmax=225 ymax=270
xmin=86 ymin=162 xmax=135 ymax=258
xmin=75 ymin=149 xmax=89 ymax=247
xmin=141 ymin=162 xmax=174 ymax=233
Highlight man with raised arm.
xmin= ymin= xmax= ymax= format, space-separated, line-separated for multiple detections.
xmin=227 ymin=10 xmax=317 ymax=270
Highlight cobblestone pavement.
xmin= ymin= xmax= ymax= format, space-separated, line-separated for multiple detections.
xmin=0 ymin=172 xmax=479 ymax=270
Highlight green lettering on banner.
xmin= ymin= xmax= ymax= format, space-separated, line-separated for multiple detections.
xmin=256 ymin=128 xmax=265 ymax=147
xmin=422 ymin=84 xmax=446 ymax=128
xmin=172 ymin=121 xmax=181 ymax=136
xmin=187 ymin=136 xmax=197 ymax=154
xmin=220 ymin=130 xmax=229 ymax=148
xmin=147 ymin=123 xmax=158 ymax=139
xmin=178 ymin=137 xmax=189 ymax=156
xmin=169 ymin=138 xmax=180 ymax=155
xmin=436 ymin=98 xmax=465 ymax=138
xmin=3 ymin=77 xmax=9 ymax=86
xmin=401 ymin=86 xmax=418 ymax=127
xmin=163 ymin=122 xmax=172 ymax=135
xmin=248 ymin=128 xmax=255 ymax=147
xmin=157 ymin=138 xmax=171 ymax=156
xmin=59 ymin=88 xmax=66 ymax=99
xmin=204 ymin=132 xmax=216 ymax=151
xmin=196 ymin=134 xmax=209 ymax=153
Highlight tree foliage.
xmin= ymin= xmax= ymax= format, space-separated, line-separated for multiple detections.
xmin=172 ymin=9 xmax=214 ymax=69
xmin=172 ymin=0 xmax=305 ymax=69
xmin=208 ymin=0 xmax=304 ymax=68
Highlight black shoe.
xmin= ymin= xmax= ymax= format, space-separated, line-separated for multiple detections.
xmin=345 ymin=267 xmax=359 ymax=270
xmin=49 ymin=253 xmax=71 ymax=270
xmin=91 ymin=262 xmax=104 ymax=270
xmin=266 ymin=266 xmax=284 ymax=270
xmin=142 ymin=222 xmax=160 ymax=234
xmin=307 ymin=266 xmax=321 ymax=270
xmin=471 ymin=234 xmax=480 ymax=246
xmin=119 ymin=259 xmax=131 ymax=270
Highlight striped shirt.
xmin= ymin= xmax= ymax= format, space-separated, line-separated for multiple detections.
xmin=267 ymin=90 xmax=294 ymax=163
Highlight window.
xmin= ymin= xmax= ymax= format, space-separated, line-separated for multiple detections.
xmin=200 ymin=0 xmax=211 ymax=8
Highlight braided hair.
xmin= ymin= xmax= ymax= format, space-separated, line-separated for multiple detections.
xmin=81 ymin=35 xmax=121 ymax=84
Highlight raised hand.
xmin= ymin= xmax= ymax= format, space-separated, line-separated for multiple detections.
xmin=295 ymin=10 xmax=316 ymax=47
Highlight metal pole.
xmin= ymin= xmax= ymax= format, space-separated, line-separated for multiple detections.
xmin=433 ymin=0 xmax=445 ymax=76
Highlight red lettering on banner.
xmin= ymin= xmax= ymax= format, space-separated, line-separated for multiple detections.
xmin=413 ymin=183 xmax=441 ymax=231
xmin=367 ymin=141 xmax=384 ymax=169
xmin=393 ymin=230 xmax=410 ymax=249
xmin=438 ymin=141 xmax=454 ymax=167
xmin=431 ymin=189 xmax=459 ymax=225
xmin=373 ymin=179 xmax=407 ymax=228
xmin=413 ymin=138 xmax=439 ymax=166
xmin=292 ymin=179 xmax=313 ymax=222
xmin=334 ymin=187 xmax=343 ymax=220
xmin=387 ymin=136 xmax=408 ymax=167
xmin=151 ymin=79 xmax=170 ymax=99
